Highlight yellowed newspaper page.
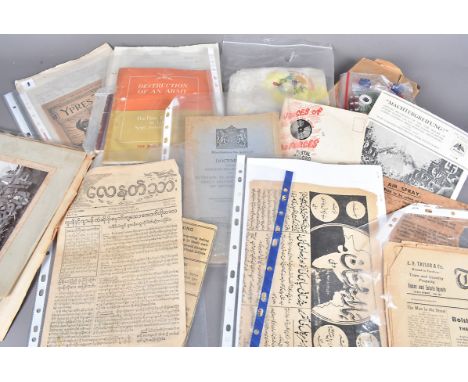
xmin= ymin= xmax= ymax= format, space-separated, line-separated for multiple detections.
xmin=182 ymin=218 xmax=216 ymax=341
xmin=41 ymin=160 xmax=186 ymax=346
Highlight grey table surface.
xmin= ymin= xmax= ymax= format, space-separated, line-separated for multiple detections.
xmin=0 ymin=34 xmax=467 ymax=347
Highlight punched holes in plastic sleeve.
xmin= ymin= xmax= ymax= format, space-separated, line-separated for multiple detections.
xmin=29 ymin=248 xmax=53 ymax=346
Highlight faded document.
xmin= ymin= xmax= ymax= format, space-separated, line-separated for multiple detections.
xmin=183 ymin=218 xmax=216 ymax=337
xmin=390 ymin=213 xmax=468 ymax=248
xmin=384 ymin=177 xmax=468 ymax=214
xmin=41 ymin=160 xmax=186 ymax=346
xmin=239 ymin=181 xmax=385 ymax=347
xmin=384 ymin=241 xmax=468 ymax=346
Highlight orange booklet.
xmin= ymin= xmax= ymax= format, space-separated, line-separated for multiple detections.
xmin=103 ymin=67 xmax=213 ymax=163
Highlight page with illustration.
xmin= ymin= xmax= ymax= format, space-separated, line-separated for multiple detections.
xmin=238 ymin=180 xmax=385 ymax=347
xmin=361 ymin=91 xmax=468 ymax=199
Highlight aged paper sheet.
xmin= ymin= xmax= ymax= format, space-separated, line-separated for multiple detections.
xmin=239 ymin=180 xmax=385 ymax=347
xmin=183 ymin=218 xmax=216 ymax=340
xmin=41 ymin=160 xmax=186 ymax=346
xmin=16 ymin=44 xmax=112 ymax=146
xmin=389 ymin=213 xmax=468 ymax=248
xmin=384 ymin=177 xmax=468 ymax=214
xmin=384 ymin=241 xmax=468 ymax=346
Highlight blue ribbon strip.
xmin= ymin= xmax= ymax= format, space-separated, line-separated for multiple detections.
xmin=250 ymin=170 xmax=294 ymax=347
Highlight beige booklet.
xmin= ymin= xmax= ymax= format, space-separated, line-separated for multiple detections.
xmin=41 ymin=160 xmax=186 ymax=346
xmin=384 ymin=241 xmax=468 ymax=346
xmin=0 ymin=134 xmax=92 ymax=341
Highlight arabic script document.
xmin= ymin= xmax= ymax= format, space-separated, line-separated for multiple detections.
xmin=239 ymin=180 xmax=385 ymax=347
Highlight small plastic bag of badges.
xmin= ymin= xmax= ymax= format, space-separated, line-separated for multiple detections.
xmin=337 ymin=72 xmax=415 ymax=114
xmin=222 ymin=37 xmax=335 ymax=115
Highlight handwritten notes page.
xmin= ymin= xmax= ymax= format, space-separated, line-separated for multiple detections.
xmin=41 ymin=160 xmax=186 ymax=346
xmin=238 ymin=180 xmax=385 ymax=347
xmin=183 ymin=218 xmax=217 ymax=340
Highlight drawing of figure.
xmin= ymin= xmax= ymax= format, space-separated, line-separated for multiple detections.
xmin=310 ymin=224 xmax=372 ymax=325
